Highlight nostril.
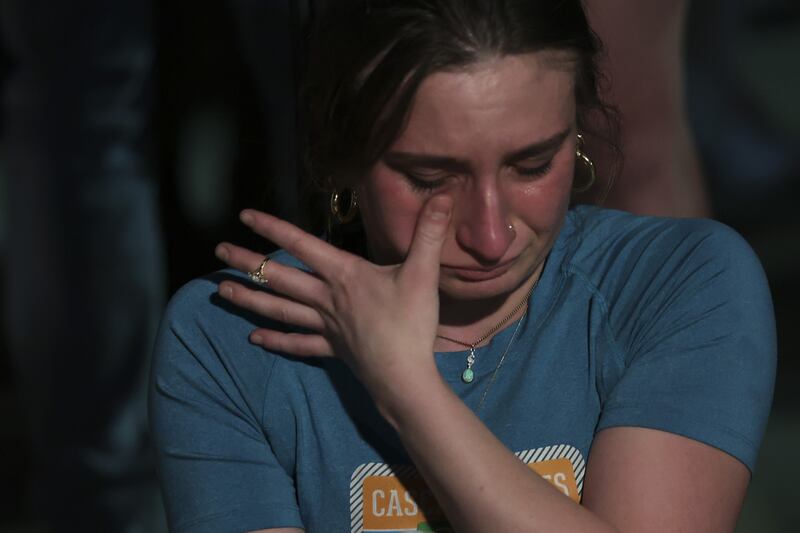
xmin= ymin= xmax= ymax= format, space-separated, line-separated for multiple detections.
xmin=455 ymin=221 xmax=515 ymax=264
xmin=452 ymin=186 xmax=515 ymax=263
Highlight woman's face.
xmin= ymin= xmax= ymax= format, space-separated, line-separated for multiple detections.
xmin=357 ymin=52 xmax=578 ymax=301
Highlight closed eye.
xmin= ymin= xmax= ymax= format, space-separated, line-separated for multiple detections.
xmin=404 ymin=171 xmax=452 ymax=192
xmin=404 ymin=161 xmax=553 ymax=192
xmin=514 ymin=160 xmax=553 ymax=178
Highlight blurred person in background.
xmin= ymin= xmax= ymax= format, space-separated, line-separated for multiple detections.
xmin=582 ymin=0 xmax=800 ymax=229
xmin=0 ymin=0 xmax=316 ymax=530
xmin=0 ymin=1 xmax=166 ymax=531
xmin=583 ymin=0 xmax=711 ymax=218
xmin=686 ymin=0 xmax=800 ymax=226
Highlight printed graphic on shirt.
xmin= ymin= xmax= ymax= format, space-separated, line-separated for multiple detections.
xmin=349 ymin=444 xmax=585 ymax=533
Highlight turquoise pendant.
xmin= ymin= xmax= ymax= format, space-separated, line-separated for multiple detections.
xmin=462 ymin=348 xmax=476 ymax=384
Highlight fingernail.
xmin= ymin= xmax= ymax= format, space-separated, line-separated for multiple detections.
xmin=215 ymin=244 xmax=229 ymax=261
xmin=218 ymin=283 xmax=233 ymax=299
xmin=240 ymin=210 xmax=255 ymax=226
xmin=251 ymin=334 xmax=263 ymax=345
xmin=429 ymin=197 xmax=452 ymax=220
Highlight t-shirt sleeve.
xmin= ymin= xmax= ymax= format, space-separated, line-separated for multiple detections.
xmin=596 ymin=219 xmax=776 ymax=472
xmin=149 ymin=273 xmax=304 ymax=532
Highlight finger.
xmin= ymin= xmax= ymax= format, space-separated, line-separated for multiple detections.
xmin=217 ymin=281 xmax=327 ymax=332
xmin=215 ymin=243 xmax=329 ymax=307
xmin=239 ymin=209 xmax=348 ymax=280
xmin=401 ymin=195 xmax=452 ymax=285
xmin=215 ymin=240 xmax=270 ymax=273
xmin=250 ymin=329 xmax=334 ymax=357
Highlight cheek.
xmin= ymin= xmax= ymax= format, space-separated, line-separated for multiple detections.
xmin=359 ymin=171 xmax=425 ymax=261
xmin=512 ymin=165 xmax=574 ymax=230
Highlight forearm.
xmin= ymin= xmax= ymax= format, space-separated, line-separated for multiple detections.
xmin=376 ymin=367 xmax=619 ymax=533
xmin=585 ymin=0 xmax=710 ymax=218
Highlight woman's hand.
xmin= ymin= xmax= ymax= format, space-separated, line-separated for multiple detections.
xmin=214 ymin=195 xmax=453 ymax=406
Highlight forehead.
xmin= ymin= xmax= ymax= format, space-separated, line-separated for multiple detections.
xmin=390 ymin=51 xmax=577 ymax=155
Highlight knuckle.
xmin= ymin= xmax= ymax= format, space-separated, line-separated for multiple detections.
xmin=332 ymin=257 xmax=359 ymax=286
xmin=418 ymin=223 xmax=445 ymax=244
xmin=287 ymin=233 xmax=306 ymax=254
xmin=278 ymin=306 xmax=292 ymax=325
xmin=270 ymin=334 xmax=287 ymax=353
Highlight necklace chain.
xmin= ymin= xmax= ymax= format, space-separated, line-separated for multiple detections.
xmin=436 ymin=279 xmax=538 ymax=350
xmin=476 ymin=309 xmax=526 ymax=412
xmin=437 ymin=278 xmax=539 ymax=383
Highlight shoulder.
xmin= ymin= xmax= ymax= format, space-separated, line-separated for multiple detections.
xmin=150 ymin=250 xmax=310 ymax=532
xmin=563 ymin=207 xmax=775 ymax=342
xmin=152 ymin=249 xmax=306 ymax=400
xmin=568 ymin=209 xmax=777 ymax=471
xmin=567 ymin=205 xmax=756 ymax=267
xmin=564 ymin=206 xmax=770 ymax=305
xmin=161 ymin=249 xmax=306 ymax=334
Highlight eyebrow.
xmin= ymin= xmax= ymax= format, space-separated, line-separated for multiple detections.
xmin=382 ymin=128 xmax=573 ymax=172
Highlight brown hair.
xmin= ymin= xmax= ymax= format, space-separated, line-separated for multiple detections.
xmin=301 ymin=0 xmax=619 ymax=241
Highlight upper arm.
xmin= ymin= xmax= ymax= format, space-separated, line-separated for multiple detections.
xmin=149 ymin=276 xmax=304 ymax=532
xmin=583 ymin=426 xmax=750 ymax=533
xmin=581 ymin=221 xmax=775 ymax=531
xmin=598 ymin=221 xmax=776 ymax=472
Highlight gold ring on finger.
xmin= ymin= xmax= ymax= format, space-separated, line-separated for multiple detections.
xmin=248 ymin=257 xmax=271 ymax=285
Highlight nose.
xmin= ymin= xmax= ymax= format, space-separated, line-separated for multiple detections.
xmin=453 ymin=181 xmax=515 ymax=264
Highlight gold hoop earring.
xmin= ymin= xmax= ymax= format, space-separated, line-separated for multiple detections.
xmin=330 ymin=189 xmax=359 ymax=224
xmin=573 ymin=134 xmax=596 ymax=193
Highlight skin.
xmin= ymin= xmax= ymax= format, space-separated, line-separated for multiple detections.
xmin=584 ymin=0 xmax=710 ymax=217
xmin=358 ymin=52 xmax=576 ymax=339
xmin=215 ymin=52 xmax=750 ymax=533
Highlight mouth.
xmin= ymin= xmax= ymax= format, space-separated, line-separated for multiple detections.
xmin=442 ymin=258 xmax=517 ymax=282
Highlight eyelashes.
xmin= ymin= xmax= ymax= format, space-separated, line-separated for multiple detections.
xmin=405 ymin=173 xmax=449 ymax=192
xmin=404 ymin=161 xmax=554 ymax=193
xmin=516 ymin=161 xmax=553 ymax=178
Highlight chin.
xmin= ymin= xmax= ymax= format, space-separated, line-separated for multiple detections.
xmin=439 ymin=268 xmax=529 ymax=302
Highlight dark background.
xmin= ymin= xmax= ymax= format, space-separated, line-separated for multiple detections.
xmin=0 ymin=0 xmax=798 ymax=530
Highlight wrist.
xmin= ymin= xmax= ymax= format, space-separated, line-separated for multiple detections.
xmin=367 ymin=359 xmax=450 ymax=431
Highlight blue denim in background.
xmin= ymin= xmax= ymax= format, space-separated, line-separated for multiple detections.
xmin=0 ymin=1 xmax=166 ymax=531
xmin=686 ymin=0 xmax=800 ymax=224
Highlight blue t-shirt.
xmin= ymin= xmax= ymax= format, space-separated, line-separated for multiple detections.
xmin=150 ymin=206 xmax=776 ymax=533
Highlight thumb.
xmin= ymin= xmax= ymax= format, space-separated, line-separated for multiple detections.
xmin=401 ymin=195 xmax=453 ymax=284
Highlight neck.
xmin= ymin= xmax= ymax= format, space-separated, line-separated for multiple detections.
xmin=435 ymin=266 xmax=541 ymax=351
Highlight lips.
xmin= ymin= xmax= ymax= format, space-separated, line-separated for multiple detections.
xmin=442 ymin=258 xmax=516 ymax=281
